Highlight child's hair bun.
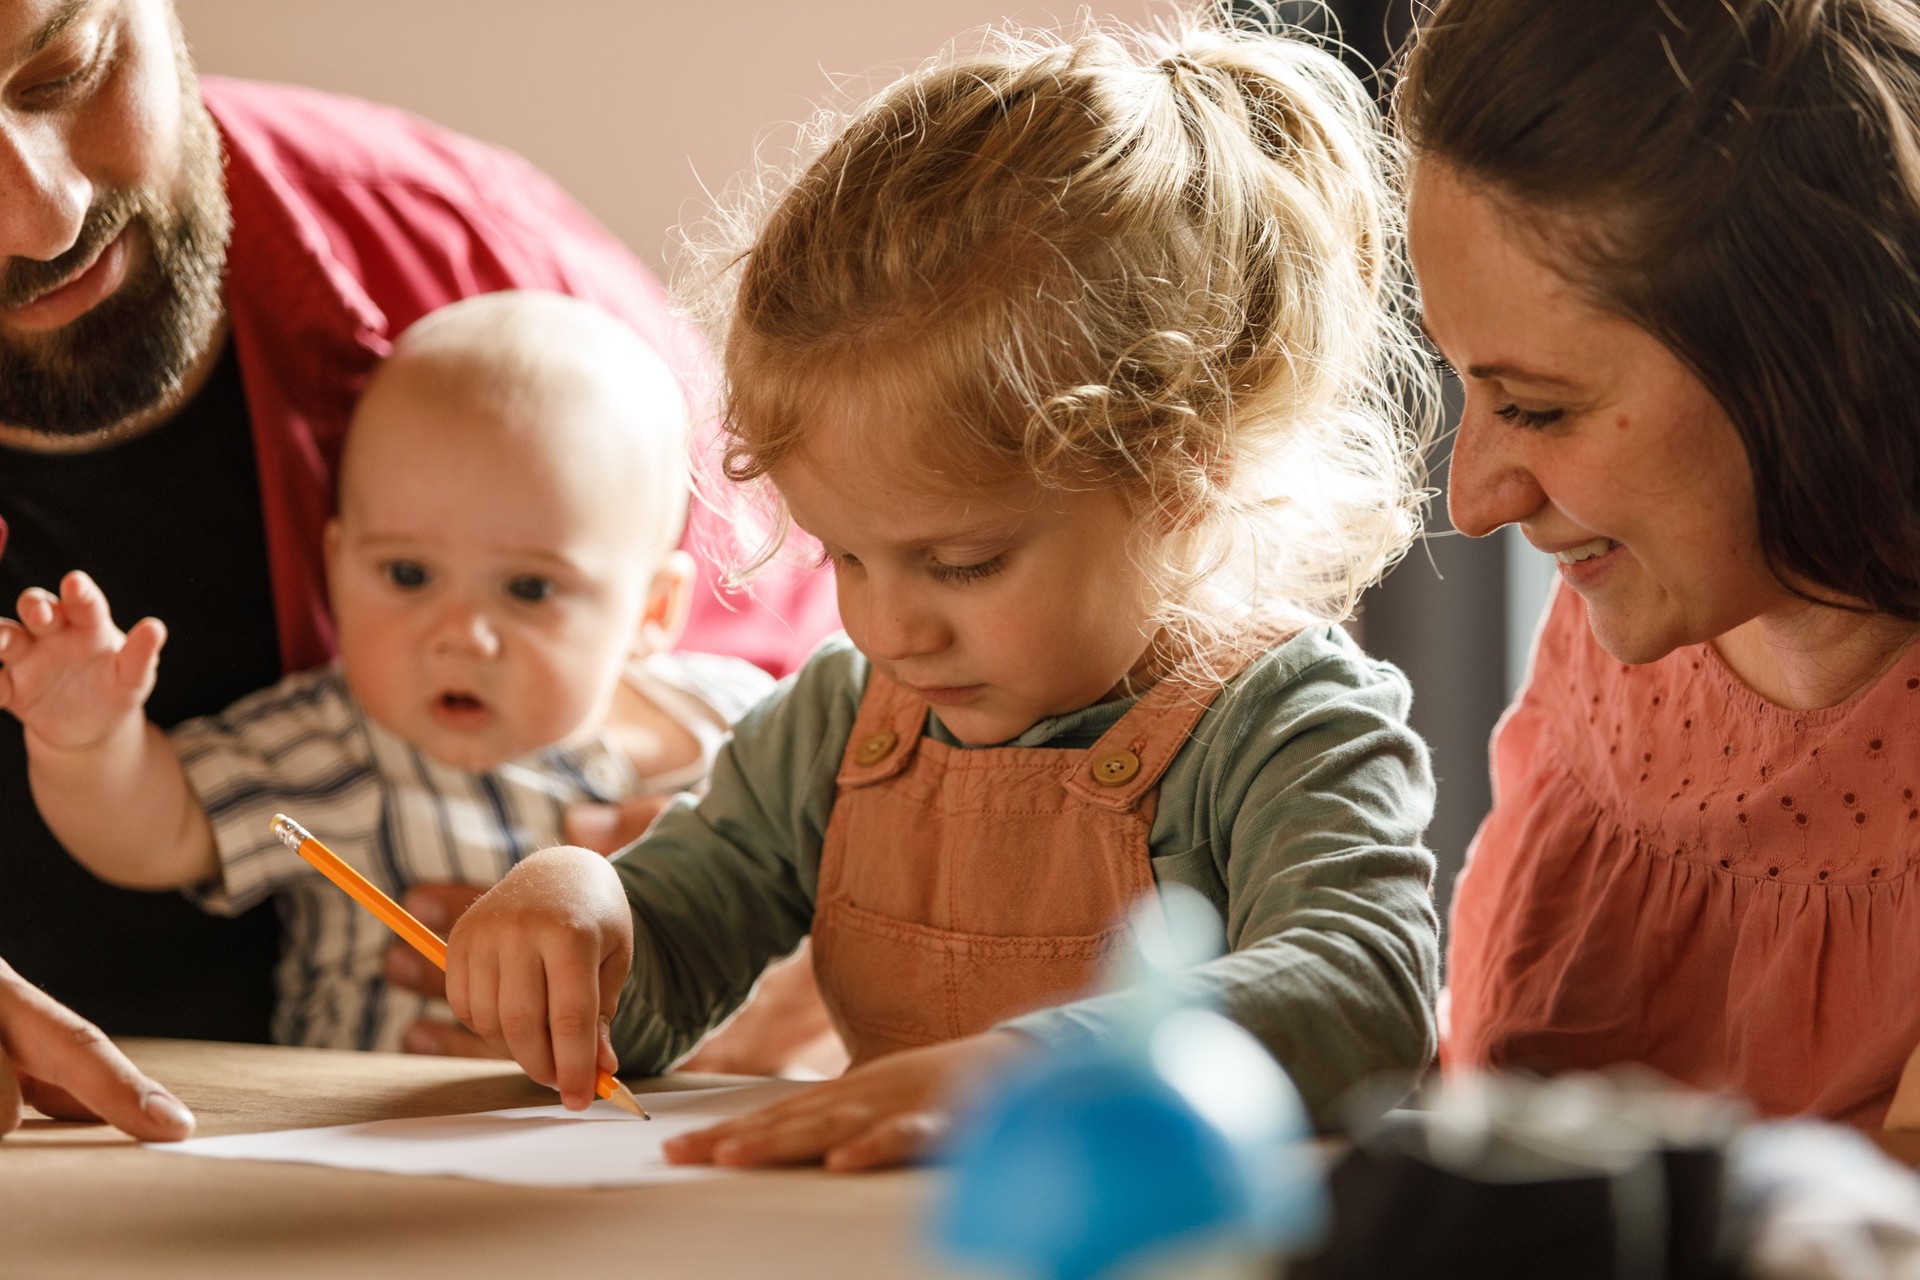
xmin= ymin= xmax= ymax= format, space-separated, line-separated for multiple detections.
xmin=682 ymin=12 xmax=1437 ymax=657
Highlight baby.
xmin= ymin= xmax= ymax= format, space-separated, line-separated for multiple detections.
xmin=0 ymin=290 xmax=771 ymax=1052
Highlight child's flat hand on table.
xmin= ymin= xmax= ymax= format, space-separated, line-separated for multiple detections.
xmin=0 ymin=571 xmax=165 ymax=749
xmin=664 ymin=1030 xmax=1029 ymax=1172
xmin=444 ymin=846 xmax=633 ymax=1109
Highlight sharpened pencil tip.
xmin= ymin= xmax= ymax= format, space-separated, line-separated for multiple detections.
xmin=606 ymin=1080 xmax=652 ymax=1120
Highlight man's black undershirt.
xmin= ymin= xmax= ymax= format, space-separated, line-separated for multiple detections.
xmin=0 ymin=340 xmax=282 ymax=1042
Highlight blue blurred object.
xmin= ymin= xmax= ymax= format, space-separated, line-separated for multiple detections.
xmin=931 ymin=889 xmax=1326 ymax=1280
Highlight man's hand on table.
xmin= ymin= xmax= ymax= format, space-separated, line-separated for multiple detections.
xmin=0 ymin=955 xmax=193 ymax=1141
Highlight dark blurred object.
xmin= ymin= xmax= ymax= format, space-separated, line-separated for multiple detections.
xmin=1298 ymin=1073 xmax=1745 ymax=1280
xmin=1228 ymin=1 xmax=1418 ymax=90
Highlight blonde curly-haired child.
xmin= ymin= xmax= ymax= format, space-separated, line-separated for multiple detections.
xmin=447 ymin=12 xmax=1443 ymax=1169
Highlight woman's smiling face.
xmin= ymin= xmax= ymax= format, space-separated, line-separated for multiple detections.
xmin=1409 ymin=160 xmax=1797 ymax=664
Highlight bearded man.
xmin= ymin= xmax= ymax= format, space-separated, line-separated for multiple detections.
xmin=0 ymin=0 xmax=837 ymax=1046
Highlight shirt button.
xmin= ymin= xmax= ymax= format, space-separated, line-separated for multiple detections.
xmin=855 ymin=731 xmax=898 ymax=767
xmin=584 ymin=756 xmax=626 ymax=795
xmin=1091 ymin=749 xmax=1141 ymax=786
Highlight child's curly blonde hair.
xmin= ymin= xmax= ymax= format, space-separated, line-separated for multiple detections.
xmin=682 ymin=9 xmax=1435 ymax=674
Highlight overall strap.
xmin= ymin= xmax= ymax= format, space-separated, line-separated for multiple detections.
xmin=834 ymin=668 xmax=928 ymax=788
xmin=1062 ymin=639 xmax=1272 ymax=812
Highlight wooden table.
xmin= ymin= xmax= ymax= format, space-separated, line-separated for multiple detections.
xmin=0 ymin=1039 xmax=961 ymax=1280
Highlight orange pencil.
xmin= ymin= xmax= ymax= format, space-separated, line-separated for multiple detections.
xmin=269 ymin=813 xmax=649 ymax=1119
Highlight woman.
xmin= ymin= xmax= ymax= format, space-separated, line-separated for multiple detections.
xmin=1400 ymin=0 xmax=1920 ymax=1127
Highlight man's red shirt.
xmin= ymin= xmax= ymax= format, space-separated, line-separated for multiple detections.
xmin=207 ymin=76 xmax=836 ymax=679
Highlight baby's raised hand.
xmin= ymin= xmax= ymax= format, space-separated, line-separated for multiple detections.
xmin=445 ymin=847 xmax=634 ymax=1109
xmin=0 ymin=571 xmax=167 ymax=752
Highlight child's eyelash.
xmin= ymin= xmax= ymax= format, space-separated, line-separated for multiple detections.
xmin=928 ymin=556 xmax=1004 ymax=586
xmin=1493 ymin=403 xmax=1567 ymax=430
xmin=814 ymin=547 xmax=1002 ymax=584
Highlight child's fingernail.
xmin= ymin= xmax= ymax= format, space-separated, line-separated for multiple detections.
xmin=143 ymin=1090 xmax=194 ymax=1130
xmin=403 ymin=1025 xmax=440 ymax=1055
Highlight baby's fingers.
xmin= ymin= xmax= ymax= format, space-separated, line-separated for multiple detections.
xmin=15 ymin=587 xmax=60 ymax=636
xmin=0 ymin=622 xmax=28 ymax=707
xmin=114 ymin=618 xmax=167 ymax=693
xmin=57 ymin=571 xmax=114 ymax=637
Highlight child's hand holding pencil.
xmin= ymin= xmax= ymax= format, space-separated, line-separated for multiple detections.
xmin=437 ymin=845 xmax=638 ymax=1111
xmin=271 ymin=818 xmax=645 ymax=1117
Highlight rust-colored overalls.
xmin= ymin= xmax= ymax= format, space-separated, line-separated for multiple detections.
xmin=810 ymin=666 xmax=1230 ymax=1064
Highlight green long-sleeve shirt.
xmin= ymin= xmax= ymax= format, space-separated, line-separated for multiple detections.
xmin=608 ymin=628 xmax=1439 ymax=1124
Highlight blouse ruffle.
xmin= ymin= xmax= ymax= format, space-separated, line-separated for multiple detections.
xmin=1447 ymin=584 xmax=1920 ymax=1128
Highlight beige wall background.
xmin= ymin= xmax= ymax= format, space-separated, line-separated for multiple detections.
xmin=174 ymin=1 xmax=1162 ymax=279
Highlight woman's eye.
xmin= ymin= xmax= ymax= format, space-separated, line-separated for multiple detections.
xmin=506 ymin=576 xmax=554 ymax=603
xmin=929 ymin=556 xmax=1005 ymax=586
xmin=384 ymin=561 xmax=428 ymax=589
xmin=818 ymin=548 xmax=861 ymax=572
xmin=1493 ymin=403 xmax=1566 ymax=430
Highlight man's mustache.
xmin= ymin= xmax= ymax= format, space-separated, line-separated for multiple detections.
xmin=0 ymin=191 xmax=142 ymax=311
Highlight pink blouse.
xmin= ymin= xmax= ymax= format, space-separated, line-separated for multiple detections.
xmin=1448 ymin=584 xmax=1920 ymax=1128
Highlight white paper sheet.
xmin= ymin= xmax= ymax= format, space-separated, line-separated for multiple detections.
xmin=150 ymin=1081 xmax=808 ymax=1187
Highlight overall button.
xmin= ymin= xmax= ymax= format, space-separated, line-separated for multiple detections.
xmin=1091 ymin=749 xmax=1141 ymax=786
xmin=855 ymin=730 xmax=899 ymax=767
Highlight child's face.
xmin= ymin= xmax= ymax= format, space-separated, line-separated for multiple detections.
xmin=775 ymin=414 xmax=1161 ymax=746
xmin=327 ymin=379 xmax=680 ymax=772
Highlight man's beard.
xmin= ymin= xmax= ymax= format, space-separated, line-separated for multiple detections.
xmin=0 ymin=87 xmax=231 ymax=438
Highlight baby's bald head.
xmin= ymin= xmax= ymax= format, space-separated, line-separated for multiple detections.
xmin=342 ymin=291 xmax=690 ymax=551
xmin=327 ymin=293 xmax=698 ymax=770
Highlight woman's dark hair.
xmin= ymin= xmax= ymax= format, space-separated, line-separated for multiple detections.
xmin=1397 ymin=0 xmax=1920 ymax=619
